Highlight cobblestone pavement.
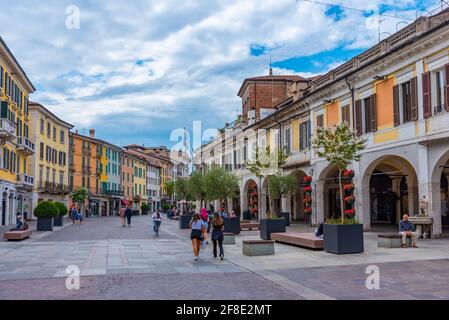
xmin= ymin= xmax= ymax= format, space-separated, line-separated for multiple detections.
xmin=1 ymin=215 xmax=449 ymax=299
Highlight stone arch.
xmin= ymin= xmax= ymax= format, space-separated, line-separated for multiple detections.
xmin=429 ymin=149 xmax=449 ymax=235
xmin=288 ymin=170 xmax=308 ymax=223
xmin=242 ymin=178 xmax=259 ymax=220
xmin=360 ymin=155 xmax=419 ymax=229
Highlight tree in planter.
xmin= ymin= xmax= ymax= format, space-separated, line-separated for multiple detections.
xmin=34 ymin=201 xmax=59 ymax=218
xmin=70 ymin=187 xmax=89 ymax=214
xmin=188 ymin=171 xmax=207 ymax=208
xmin=204 ymin=167 xmax=239 ymax=213
xmin=163 ymin=180 xmax=175 ymax=205
xmin=54 ymin=202 xmax=68 ymax=217
xmin=175 ymin=178 xmax=192 ymax=213
xmin=311 ymin=122 xmax=366 ymax=224
xmin=141 ymin=203 xmax=150 ymax=215
xmin=244 ymin=146 xmax=289 ymax=218
xmin=268 ymin=174 xmax=297 ymax=216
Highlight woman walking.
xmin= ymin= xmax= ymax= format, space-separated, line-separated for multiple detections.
xmin=190 ymin=213 xmax=205 ymax=261
xmin=211 ymin=212 xmax=225 ymax=260
xmin=200 ymin=208 xmax=209 ymax=246
xmin=119 ymin=205 xmax=126 ymax=227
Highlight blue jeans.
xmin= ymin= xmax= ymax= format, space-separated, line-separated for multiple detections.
xmin=153 ymin=220 xmax=161 ymax=233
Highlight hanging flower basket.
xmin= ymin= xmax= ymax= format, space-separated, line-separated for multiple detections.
xmin=304 ymin=207 xmax=312 ymax=214
xmin=343 ymin=183 xmax=354 ymax=191
xmin=343 ymin=169 xmax=355 ymax=178
xmin=303 ymin=196 xmax=312 ymax=204
xmin=303 ymin=176 xmax=313 ymax=183
xmin=250 ymin=192 xmax=258 ymax=197
xmin=344 ymin=209 xmax=356 ymax=216
xmin=344 ymin=196 xmax=355 ymax=204
xmin=303 ymin=186 xmax=312 ymax=193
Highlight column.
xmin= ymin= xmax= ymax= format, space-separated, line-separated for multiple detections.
xmin=240 ymin=186 xmax=247 ymax=221
xmin=353 ymin=161 xmax=370 ymax=230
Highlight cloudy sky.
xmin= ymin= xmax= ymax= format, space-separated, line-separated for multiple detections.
xmin=0 ymin=0 xmax=440 ymax=149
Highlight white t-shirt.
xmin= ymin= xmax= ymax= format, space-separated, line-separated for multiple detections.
xmin=152 ymin=212 xmax=162 ymax=221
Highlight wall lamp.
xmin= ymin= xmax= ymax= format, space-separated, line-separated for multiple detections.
xmin=323 ymin=99 xmax=334 ymax=104
xmin=373 ymin=75 xmax=387 ymax=81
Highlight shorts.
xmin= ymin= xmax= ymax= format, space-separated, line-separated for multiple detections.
xmin=190 ymin=229 xmax=203 ymax=240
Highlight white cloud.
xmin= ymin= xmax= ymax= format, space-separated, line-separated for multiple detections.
xmin=0 ymin=0 xmax=440 ymax=145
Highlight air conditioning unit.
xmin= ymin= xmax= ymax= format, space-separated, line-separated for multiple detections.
xmin=248 ymin=110 xmax=256 ymax=125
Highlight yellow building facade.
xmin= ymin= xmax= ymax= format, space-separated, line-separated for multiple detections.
xmin=28 ymin=102 xmax=73 ymax=215
xmin=0 ymin=37 xmax=35 ymax=225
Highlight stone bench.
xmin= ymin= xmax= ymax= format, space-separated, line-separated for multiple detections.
xmin=242 ymin=240 xmax=275 ymax=256
xmin=377 ymin=234 xmax=412 ymax=248
xmin=223 ymin=232 xmax=235 ymax=245
xmin=4 ymin=229 xmax=32 ymax=241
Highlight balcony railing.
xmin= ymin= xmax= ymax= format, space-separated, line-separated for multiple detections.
xmin=99 ymin=189 xmax=124 ymax=197
xmin=17 ymin=136 xmax=35 ymax=154
xmin=16 ymin=174 xmax=34 ymax=189
xmin=43 ymin=182 xmax=70 ymax=194
xmin=0 ymin=118 xmax=16 ymax=139
xmin=82 ymin=147 xmax=91 ymax=156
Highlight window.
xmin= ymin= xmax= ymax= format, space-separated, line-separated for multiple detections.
xmin=355 ymin=94 xmax=377 ymax=134
xmin=299 ymin=121 xmax=311 ymax=150
xmin=47 ymin=123 xmax=51 ymax=137
xmin=60 ymin=130 xmax=65 ymax=143
xmin=53 ymin=127 xmax=56 ymax=140
xmin=316 ymin=114 xmax=324 ymax=129
xmin=341 ymin=104 xmax=350 ymax=124
xmin=40 ymin=119 xmax=44 ymax=133
xmin=40 ymin=143 xmax=44 ymax=160
xmin=434 ymin=70 xmax=445 ymax=114
xmin=393 ymin=78 xmax=417 ymax=126
xmin=402 ymin=82 xmax=412 ymax=123
xmin=52 ymin=169 xmax=56 ymax=183
xmin=283 ymin=127 xmax=291 ymax=154
xmin=39 ymin=166 xmax=43 ymax=188
xmin=46 ymin=167 xmax=50 ymax=183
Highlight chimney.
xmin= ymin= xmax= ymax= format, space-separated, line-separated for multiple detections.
xmin=89 ymin=128 xmax=95 ymax=139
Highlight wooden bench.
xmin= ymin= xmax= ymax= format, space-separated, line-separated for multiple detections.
xmin=242 ymin=240 xmax=275 ymax=256
xmin=271 ymin=232 xmax=323 ymax=250
xmin=4 ymin=229 xmax=32 ymax=241
xmin=240 ymin=222 xmax=260 ymax=231
xmin=377 ymin=233 xmax=412 ymax=248
xmin=223 ymin=232 xmax=236 ymax=245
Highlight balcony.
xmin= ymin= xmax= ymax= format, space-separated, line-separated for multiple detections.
xmin=17 ymin=136 xmax=35 ymax=155
xmin=82 ymin=147 xmax=91 ymax=157
xmin=82 ymin=166 xmax=92 ymax=175
xmin=99 ymin=189 xmax=124 ymax=197
xmin=0 ymin=119 xmax=16 ymax=141
xmin=69 ymin=163 xmax=76 ymax=171
xmin=43 ymin=182 xmax=70 ymax=194
xmin=16 ymin=174 xmax=34 ymax=190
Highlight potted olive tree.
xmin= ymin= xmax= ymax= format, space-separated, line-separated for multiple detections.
xmin=268 ymin=174 xmax=297 ymax=226
xmin=53 ymin=202 xmax=68 ymax=227
xmin=141 ymin=203 xmax=150 ymax=215
xmin=312 ymin=122 xmax=366 ymax=254
xmin=34 ymin=201 xmax=59 ymax=231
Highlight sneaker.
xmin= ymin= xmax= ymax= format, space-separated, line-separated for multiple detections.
xmin=220 ymin=255 xmax=224 ymax=261
xmin=402 ymin=244 xmax=407 ymax=248
xmin=194 ymin=256 xmax=198 ymax=261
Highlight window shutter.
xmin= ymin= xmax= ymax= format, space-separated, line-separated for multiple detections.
xmin=370 ymin=94 xmax=377 ymax=132
xmin=393 ymin=84 xmax=400 ymax=126
xmin=410 ymin=76 xmax=418 ymax=120
xmin=299 ymin=123 xmax=304 ymax=150
xmin=355 ymin=100 xmax=362 ymax=135
xmin=422 ymin=71 xmax=431 ymax=118
xmin=445 ymin=63 xmax=449 ymax=112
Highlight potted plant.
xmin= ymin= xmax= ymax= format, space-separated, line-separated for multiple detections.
xmin=53 ymin=202 xmax=68 ymax=227
xmin=141 ymin=203 xmax=150 ymax=215
xmin=260 ymin=212 xmax=286 ymax=240
xmin=34 ymin=201 xmax=59 ymax=231
xmin=268 ymin=174 xmax=297 ymax=226
xmin=312 ymin=122 xmax=366 ymax=254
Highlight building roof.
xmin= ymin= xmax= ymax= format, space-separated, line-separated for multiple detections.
xmin=124 ymin=147 xmax=162 ymax=167
xmin=237 ymin=75 xmax=308 ymax=97
xmin=29 ymin=101 xmax=74 ymax=129
xmin=0 ymin=36 xmax=36 ymax=93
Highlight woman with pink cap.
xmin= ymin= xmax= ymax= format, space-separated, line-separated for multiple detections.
xmin=200 ymin=208 xmax=209 ymax=246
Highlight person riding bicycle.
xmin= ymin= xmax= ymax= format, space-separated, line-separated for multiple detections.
xmin=152 ymin=209 xmax=162 ymax=236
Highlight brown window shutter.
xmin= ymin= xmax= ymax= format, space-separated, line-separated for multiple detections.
xmin=393 ymin=84 xmax=400 ymax=126
xmin=355 ymin=99 xmax=362 ymax=135
xmin=410 ymin=76 xmax=418 ymax=120
xmin=370 ymin=94 xmax=377 ymax=132
xmin=422 ymin=71 xmax=431 ymax=118
xmin=445 ymin=63 xmax=449 ymax=112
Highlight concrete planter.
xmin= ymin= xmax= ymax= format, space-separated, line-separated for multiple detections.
xmin=280 ymin=212 xmax=291 ymax=226
xmin=260 ymin=218 xmax=286 ymax=240
xmin=179 ymin=214 xmax=193 ymax=229
xmin=37 ymin=217 xmax=54 ymax=231
xmin=242 ymin=240 xmax=275 ymax=256
xmin=223 ymin=217 xmax=240 ymax=234
xmin=323 ymin=223 xmax=364 ymax=254
xmin=223 ymin=233 xmax=236 ymax=245
xmin=53 ymin=216 xmax=64 ymax=227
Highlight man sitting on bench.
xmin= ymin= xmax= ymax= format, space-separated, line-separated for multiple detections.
xmin=399 ymin=214 xmax=418 ymax=248
xmin=10 ymin=215 xmax=29 ymax=231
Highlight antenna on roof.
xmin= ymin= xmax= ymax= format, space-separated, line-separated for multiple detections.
xmin=269 ymin=55 xmax=273 ymax=76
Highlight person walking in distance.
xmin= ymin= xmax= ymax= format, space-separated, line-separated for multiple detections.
xmin=125 ymin=205 xmax=133 ymax=227
xmin=119 ymin=205 xmax=126 ymax=227
xmin=211 ymin=212 xmax=225 ymax=260
xmin=190 ymin=213 xmax=205 ymax=261
xmin=152 ymin=209 xmax=162 ymax=236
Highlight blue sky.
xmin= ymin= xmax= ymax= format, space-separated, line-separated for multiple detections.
xmin=0 ymin=0 xmax=440 ymax=150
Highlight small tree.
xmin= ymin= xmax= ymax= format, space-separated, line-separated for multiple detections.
xmin=189 ymin=171 xmax=207 ymax=208
xmin=311 ymin=122 xmax=366 ymax=224
xmin=54 ymin=202 xmax=68 ymax=217
xmin=268 ymin=175 xmax=297 ymax=214
xmin=163 ymin=180 xmax=175 ymax=204
xmin=204 ymin=167 xmax=239 ymax=213
xmin=175 ymin=178 xmax=191 ymax=212
xmin=34 ymin=201 xmax=59 ymax=218
xmin=70 ymin=187 xmax=89 ymax=207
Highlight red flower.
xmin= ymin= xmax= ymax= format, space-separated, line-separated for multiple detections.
xmin=344 ymin=209 xmax=356 ymax=215
xmin=303 ymin=176 xmax=313 ymax=182
xmin=304 ymin=196 xmax=312 ymax=203
xmin=303 ymin=186 xmax=312 ymax=192
xmin=343 ymin=169 xmax=355 ymax=178
xmin=304 ymin=207 xmax=312 ymax=214
xmin=343 ymin=183 xmax=354 ymax=190
xmin=344 ymin=196 xmax=355 ymax=204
